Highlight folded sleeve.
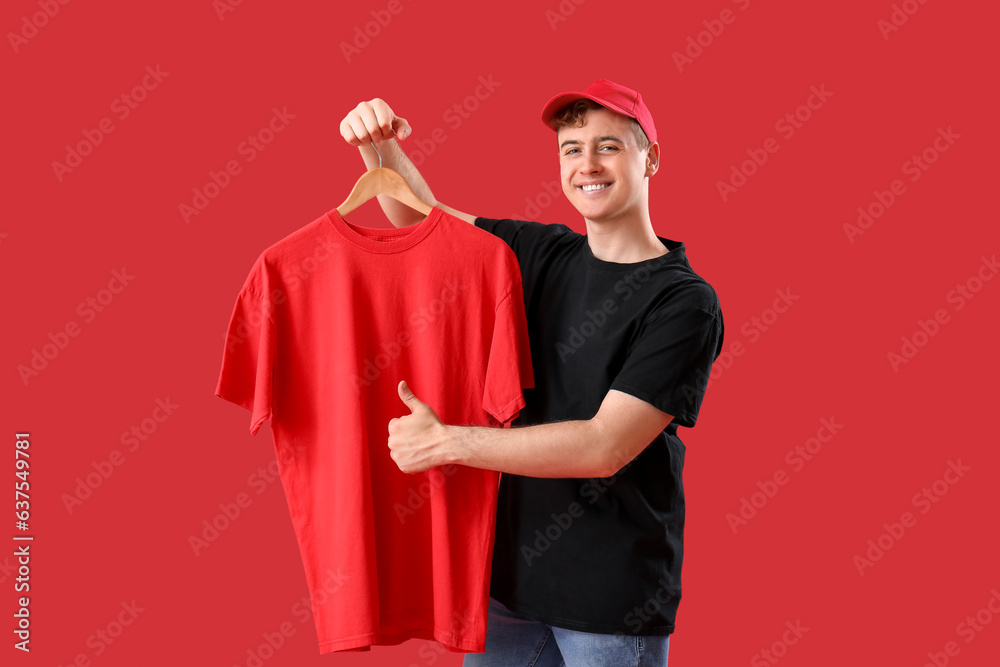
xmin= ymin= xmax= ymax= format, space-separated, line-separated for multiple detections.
xmin=482 ymin=283 xmax=535 ymax=429
xmin=215 ymin=263 xmax=276 ymax=436
xmin=609 ymin=302 xmax=724 ymax=429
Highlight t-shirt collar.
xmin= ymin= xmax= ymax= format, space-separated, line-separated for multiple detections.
xmin=582 ymin=235 xmax=686 ymax=272
xmin=325 ymin=206 xmax=443 ymax=253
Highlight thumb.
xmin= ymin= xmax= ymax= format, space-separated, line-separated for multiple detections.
xmin=393 ymin=117 xmax=412 ymax=140
xmin=398 ymin=380 xmax=425 ymax=413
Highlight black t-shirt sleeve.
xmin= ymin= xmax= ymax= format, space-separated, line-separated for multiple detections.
xmin=474 ymin=217 xmax=538 ymax=253
xmin=474 ymin=217 xmax=575 ymax=274
xmin=609 ymin=296 xmax=724 ymax=429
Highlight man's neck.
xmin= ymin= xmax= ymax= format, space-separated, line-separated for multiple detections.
xmin=585 ymin=213 xmax=669 ymax=264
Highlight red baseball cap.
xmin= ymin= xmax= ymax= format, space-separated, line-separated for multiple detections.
xmin=540 ymin=78 xmax=657 ymax=144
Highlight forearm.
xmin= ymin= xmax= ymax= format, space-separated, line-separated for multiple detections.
xmin=444 ymin=419 xmax=611 ymax=479
xmin=358 ymin=138 xmax=438 ymax=228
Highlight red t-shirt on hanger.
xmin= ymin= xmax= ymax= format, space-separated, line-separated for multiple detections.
xmin=215 ymin=206 xmax=533 ymax=653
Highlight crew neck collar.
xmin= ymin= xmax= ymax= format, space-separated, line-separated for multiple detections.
xmin=325 ymin=206 xmax=443 ymax=253
xmin=582 ymin=235 xmax=686 ymax=272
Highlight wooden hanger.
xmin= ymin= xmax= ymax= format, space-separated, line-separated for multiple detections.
xmin=336 ymin=139 xmax=433 ymax=217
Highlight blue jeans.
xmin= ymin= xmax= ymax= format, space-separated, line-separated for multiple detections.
xmin=463 ymin=596 xmax=670 ymax=667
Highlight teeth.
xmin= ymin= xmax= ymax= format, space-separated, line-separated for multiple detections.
xmin=581 ymin=183 xmax=609 ymax=191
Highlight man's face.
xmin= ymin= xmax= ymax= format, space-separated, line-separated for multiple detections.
xmin=556 ymin=106 xmax=656 ymax=224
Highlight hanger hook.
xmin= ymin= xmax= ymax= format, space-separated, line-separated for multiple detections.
xmin=368 ymin=128 xmax=398 ymax=168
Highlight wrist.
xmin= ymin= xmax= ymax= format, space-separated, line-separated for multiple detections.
xmin=440 ymin=424 xmax=467 ymax=467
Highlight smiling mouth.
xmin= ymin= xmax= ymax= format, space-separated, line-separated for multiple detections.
xmin=579 ymin=183 xmax=611 ymax=193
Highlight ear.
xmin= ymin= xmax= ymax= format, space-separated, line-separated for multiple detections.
xmin=644 ymin=142 xmax=660 ymax=178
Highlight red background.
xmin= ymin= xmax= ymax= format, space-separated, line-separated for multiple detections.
xmin=3 ymin=0 xmax=998 ymax=665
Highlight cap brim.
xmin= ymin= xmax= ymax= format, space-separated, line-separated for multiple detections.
xmin=540 ymin=91 xmax=636 ymax=131
xmin=540 ymin=91 xmax=589 ymax=129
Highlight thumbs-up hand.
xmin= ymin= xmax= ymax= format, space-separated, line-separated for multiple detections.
xmin=387 ymin=380 xmax=452 ymax=474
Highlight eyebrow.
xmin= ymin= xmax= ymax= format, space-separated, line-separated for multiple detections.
xmin=559 ymin=135 xmax=626 ymax=150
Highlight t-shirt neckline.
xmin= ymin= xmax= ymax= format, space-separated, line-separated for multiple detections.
xmin=325 ymin=206 xmax=443 ymax=253
xmin=581 ymin=235 xmax=686 ymax=272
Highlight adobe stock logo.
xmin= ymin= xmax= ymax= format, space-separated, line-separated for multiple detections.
xmin=520 ymin=504 xmax=585 ymax=567
xmin=508 ymin=180 xmax=561 ymax=221
xmin=852 ymin=459 xmax=970 ymax=576
xmin=544 ymin=0 xmax=592 ymax=31
xmin=349 ymin=278 xmax=468 ymax=395
xmin=521 ymin=447 xmax=640 ymax=567
xmin=222 ymin=237 xmax=340 ymax=355
xmin=393 ymin=464 xmax=459 ymax=524
xmin=51 ymin=66 xmax=169 ymax=182
xmin=621 ymin=577 xmax=680 ymax=633
xmin=54 ymin=600 xmax=146 ymax=663
xmin=843 ymin=126 xmax=960 ymax=244
xmin=188 ymin=443 xmax=304 ymax=556
xmin=233 ymin=568 xmax=350 ymax=667
xmin=17 ymin=268 xmax=136 ymax=386
xmin=886 ymin=254 xmax=996 ymax=373
xmin=406 ymin=610 xmax=482 ymax=666
xmin=716 ymin=85 xmax=833 ymax=202
xmin=402 ymin=75 xmax=502 ymax=168
xmin=180 ymin=107 xmax=295 ymax=224
xmin=61 ymin=397 xmax=179 ymax=514
xmin=750 ymin=620 xmax=809 ymax=667
xmin=340 ymin=0 xmax=414 ymax=63
xmin=8 ymin=0 xmax=72 ymax=54
xmin=213 ymin=0 xmax=246 ymax=20
xmin=921 ymin=588 xmax=1000 ymax=667
xmin=681 ymin=287 xmax=799 ymax=397
xmin=671 ymin=0 xmax=753 ymax=72
xmin=555 ymin=255 xmax=671 ymax=363
xmin=877 ymin=0 xmax=932 ymax=41
xmin=726 ymin=417 xmax=844 ymax=534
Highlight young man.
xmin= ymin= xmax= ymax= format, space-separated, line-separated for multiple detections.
xmin=339 ymin=78 xmax=724 ymax=666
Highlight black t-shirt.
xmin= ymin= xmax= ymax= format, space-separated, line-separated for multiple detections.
xmin=474 ymin=216 xmax=724 ymax=636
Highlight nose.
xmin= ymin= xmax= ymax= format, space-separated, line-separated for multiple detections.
xmin=578 ymin=146 xmax=602 ymax=174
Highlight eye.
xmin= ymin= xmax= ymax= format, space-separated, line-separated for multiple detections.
xmin=563 ymin=148 xmax=580 ymax=156
xmin=600 ymin=145 xmax=619 ymax=152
